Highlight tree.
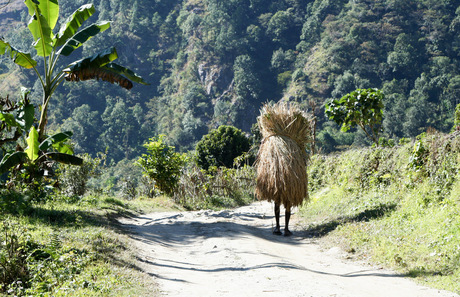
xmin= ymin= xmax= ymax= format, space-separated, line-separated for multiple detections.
xmin=266 ymin=9 xmax=293 ymax=44
xmin=61 ymin=104 xmax=102 ymax=155
xmin=195 ymin=125 xmax=250 ymax=170
xmin=455 ymin=103 xmax=460 ymax=131
xmin=136 ymin=135 xmax=187 ymax=196
xmin=325 ymin=88 xmax=384 ymax=146
xmin=0 ymin=0 xmax=148 ymax=142
xmin=233 ymin=55 xmax=261 ymax=100
xmin=387 ymin=33 xmax=415 ymax=75
xmin=101 ymin=98 xmax=142 ymax=162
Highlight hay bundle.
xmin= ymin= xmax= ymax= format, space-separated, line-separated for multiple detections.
xmin=255 ymin=101 xmax=312 ymax=207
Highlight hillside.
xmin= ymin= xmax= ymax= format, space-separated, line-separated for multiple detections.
xmin=1 ymin=0 xmax=460 ymax=161
xmin=300 ymin=131 xmax=460 ymax=293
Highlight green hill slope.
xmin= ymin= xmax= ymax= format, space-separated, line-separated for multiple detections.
xmin=1 ymin=0 xmax=460 ymax=160
xmin=300 ymin=131 xmax=460 ymax=293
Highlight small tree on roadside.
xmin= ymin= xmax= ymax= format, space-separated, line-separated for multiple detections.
xmin=195 ymin=125 xmax=250 ymax=171
xmin=325 ymin=88 xmax=384 ymax=146
xmin=136 ymin=135 xmax=187 ymax=196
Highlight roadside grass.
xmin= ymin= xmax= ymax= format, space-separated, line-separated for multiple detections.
xmin=299 ymin=133 xmax=460 ymax=294
xmin=0 ymin=193 xmax=178 ymax=296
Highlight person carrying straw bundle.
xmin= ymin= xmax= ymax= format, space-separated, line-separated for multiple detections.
xmin=255 ymin=101 xmax=312 ymax=236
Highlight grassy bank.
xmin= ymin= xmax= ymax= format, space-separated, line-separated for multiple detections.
xmin=0 ymin=194 xmax=178 ymax=296
xmin=299 ymin=131 xmax=460 ymax=293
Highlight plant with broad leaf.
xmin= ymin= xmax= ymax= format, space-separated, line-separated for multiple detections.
xmin=0 ymin=0 xmax=148 ymax=141
xmin=0 ymin=90 xmax=82 ymax=186
xmin=325 ymin=88 xmax=384 ymax=146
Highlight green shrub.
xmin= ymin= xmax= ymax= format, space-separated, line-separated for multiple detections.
xmin=136 ymin=135 xmax=187 ymax=196
xmin=57 ymin=154 xmax=103 ymax=198
xmin=195 ymin=125 xmax=250 ymax=170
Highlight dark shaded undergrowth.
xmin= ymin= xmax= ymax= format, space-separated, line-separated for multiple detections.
xmin=0 ymin=194 xmax=165 ymax=296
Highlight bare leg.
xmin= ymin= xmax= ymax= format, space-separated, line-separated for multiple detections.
xmin=284 ymin=207 xmax=292 ymax=236
xmin=273 ymin=202 xmax=282 ymax=235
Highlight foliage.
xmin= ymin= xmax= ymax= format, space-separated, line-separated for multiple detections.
xmin=57 ymin=154 xmax=104 ymax=198
xmin=0 ymin=190 xmax=34 ymax=216
xmin=325 ymin=88 xmax=384 ymax=146
xmin=455 ymin=103 xmax=460 ymax=131
xmin=0 ymin=0 xmax=147 ymax=142
xmin=301 ymin=132 xmax=460 ymax=293
xmin=409 ymin=138 xmax=428 ymax=171
xmin=0 ymin=91 xmax=83 ymax=194
xmin=136 ymin=135 xmax=187 ymax=196
xmin=0 ymin=194 xmax=159 ymax=296
xmin=195 ymin=125 xmax=250 ymax=171
xmin=2 ymin=0 xmax=460 ymax=162
xmin=0 ymin=93 xmax=30 ymax=150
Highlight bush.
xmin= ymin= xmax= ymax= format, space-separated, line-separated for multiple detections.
xmin=57 ymin=154 xmax=103 ymax=198
xmin=136 ymin=135 xmax=187 ymax=196
xmin=195 ymin=125 xmax=250 ymax=170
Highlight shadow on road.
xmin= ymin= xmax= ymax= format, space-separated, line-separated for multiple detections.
xmin=121 ymin=205 xmax=412 ymax=284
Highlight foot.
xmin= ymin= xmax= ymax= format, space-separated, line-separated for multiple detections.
xmin=273 ymin=226 xmax=282 ymax=235
xmin=284 ymin=229 xmax=292 ymax=237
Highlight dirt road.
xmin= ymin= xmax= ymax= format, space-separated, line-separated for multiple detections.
xmin=119 ymin=202 xmax=459 ymax=297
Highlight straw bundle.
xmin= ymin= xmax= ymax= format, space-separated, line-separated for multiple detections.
xmin=255 ymin=101 xmax=312 ymax=207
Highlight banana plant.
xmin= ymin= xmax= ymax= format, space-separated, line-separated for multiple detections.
xmin=0 ymin=89 xmax=82 ymax=176
xmin=0 ymin=129 xmax=82 ymax=176
xmin=0 ymin=0 xmax=148 ymax=141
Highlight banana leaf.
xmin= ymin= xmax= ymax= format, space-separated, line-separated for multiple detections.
xmin=64 ymin=47 xmax=118 ymax=72
xmin=24 ymin=0 xmax=59 ymax=29
xmin=25 ymin=127 xmax=39 ymax=161
xmin=0 ymin=39 xmax=37 ymax=69
xmin=55 ymin=4 xmax=95 ymax=47
xmin=47 ymin=152 xmax=83 ymax=166
xmin=59 ymin=21 xmax=111 ymax=56
xmin=0 ymin=152 xmax=28 ymax=175
xmin=52 ymin=142 xmax=74 ymax=155
xmin=25 ymin=0 xmax=54 ymax=57
xmin=103 ymin=63 xmax=149 ymax=85
xmin=39 ymin=131 xmax=73 ymax=151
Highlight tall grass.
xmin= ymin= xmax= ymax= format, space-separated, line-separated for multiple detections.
xmin=300 ymin=131 xmax=460 ymax=293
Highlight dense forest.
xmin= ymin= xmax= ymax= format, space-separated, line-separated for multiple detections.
xmin=1 ymin=0 xmax=460 ymax=162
